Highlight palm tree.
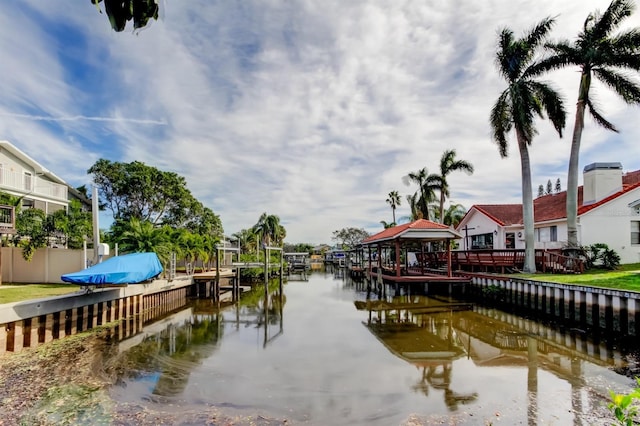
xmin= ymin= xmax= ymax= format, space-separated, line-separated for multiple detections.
xmin=543 ymin=0 xmax=640 ymax=248
xmin=442 ymin=203 xmax=467 ymax=228
xmin=490 ymin=17 xmax=567 ymax=273
xmin=402 ymin=168 xmax=439 ymax=220
xmin=386 ymin=191 xmax=401 ymax=224
xmin=253 ymin=212 xmax=284 ymax=247
xmin=380 ymin=220 xmax=395 ymax=229
xmin=437 ymin=150 xmax=474 ymax=224
xmin=118 ymin=218 xmax=172 ymax=265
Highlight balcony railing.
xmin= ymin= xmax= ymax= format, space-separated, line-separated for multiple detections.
xmin=0 ymin=169 xmax=67 ymax=201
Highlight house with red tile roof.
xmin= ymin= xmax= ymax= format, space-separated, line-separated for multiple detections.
xmin=456 ymin=163 xmax=640 ymax=264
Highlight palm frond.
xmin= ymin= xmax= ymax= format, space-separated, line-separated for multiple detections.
xmin=592 ymin=0 xmax=635 ymax=40
xmin=594 ymin=67 xmax=640 ymax=104
xmin=586 ymin=98 xmax=618 ymax=131
xmin=530 ymin=80 xmax=567 ymax=136
xmin=489 ymin=92 xmax=512 ymax=158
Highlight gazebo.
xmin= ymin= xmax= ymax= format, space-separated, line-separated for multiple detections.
xmin=361 ymin=219 xmax=467 ymax=288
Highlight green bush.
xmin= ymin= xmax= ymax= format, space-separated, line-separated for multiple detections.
xmin=609 ymin=378 xmax=640 ymax=425
xmin=579 ymin=243 xmax=621 ymax=270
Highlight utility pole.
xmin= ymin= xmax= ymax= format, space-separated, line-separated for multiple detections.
xmin=461 ymin=225 xmax=475 ymax=250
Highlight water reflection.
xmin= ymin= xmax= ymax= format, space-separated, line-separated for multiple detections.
xmin=354 ymin=281 xmax=639 ymax=425
xmin=104 ymin=267 xmax=639 ymax=425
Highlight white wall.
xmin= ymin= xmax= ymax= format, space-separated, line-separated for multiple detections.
xmin=458 ymin=211 xmax=501 ymax=250
xmin=1 ymin=247 xmax=96 ymax=284
xmin=579 ymin=189 xmax=640 ymax=264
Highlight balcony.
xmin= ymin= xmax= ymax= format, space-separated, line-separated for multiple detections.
xmin=0 ymin=169 xmax=68 ymax=201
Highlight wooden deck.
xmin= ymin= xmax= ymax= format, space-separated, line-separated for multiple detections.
xmin=419 ymin=249 xmax=584 ymax=274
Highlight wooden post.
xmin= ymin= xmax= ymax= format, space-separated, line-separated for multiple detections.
xmin=264 ymin=245 xmax=269 ymax=300
xmin=395 ymin=239 xmax=401 ymax=277
xmin=279 ymin=249 xmax=283 ymax=295
xmin=216 ymin=248 xmax=220 ymax=300
xmin=447 ymin=239 xmax=452 ymax=277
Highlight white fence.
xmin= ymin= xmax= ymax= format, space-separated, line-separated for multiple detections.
xmin=0 ymin=247 xmax=97 ymax=284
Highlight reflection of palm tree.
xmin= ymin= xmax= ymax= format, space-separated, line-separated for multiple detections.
xmin=386 ymin=190 xmax=401 ymax=224
xmin=490 ymin=18 xmax=566 ymax=273
xmin=437 ymin=150 xmax=473 ymax=224
xmin=543 ymin=0 xmax=640 ymax=247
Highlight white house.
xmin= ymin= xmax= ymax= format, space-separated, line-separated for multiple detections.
xmin=456 ymin=162 xmax=640 ymax=264
xmin=0 ymin=140 xmax=90 ymax=225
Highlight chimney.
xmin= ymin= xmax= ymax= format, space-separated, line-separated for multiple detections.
xmin=583 ymin=162 xmax=623 ymax=205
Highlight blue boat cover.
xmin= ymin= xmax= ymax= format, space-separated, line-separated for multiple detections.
xmin=61 ymin=252 xmax=163 ymax=285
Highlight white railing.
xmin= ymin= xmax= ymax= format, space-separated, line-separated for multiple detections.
xmin=0 ymin=170 xmax=67 ymax=201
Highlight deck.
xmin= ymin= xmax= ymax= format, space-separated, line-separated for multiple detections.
xmin=419 ymin=249 xmax=584 ymax=274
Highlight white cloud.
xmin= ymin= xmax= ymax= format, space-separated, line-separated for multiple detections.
xmin=2 ymin=1 xmax=640 ymax=243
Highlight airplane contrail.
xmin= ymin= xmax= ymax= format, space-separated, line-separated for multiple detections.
xmin=0 ymin=112 xmax=167 ymax=125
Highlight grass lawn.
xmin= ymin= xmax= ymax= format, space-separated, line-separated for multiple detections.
xmin=516 ymin=263 xmax=640 ymax=291
xmin=0 ymin=284 xmax=82 ymax=305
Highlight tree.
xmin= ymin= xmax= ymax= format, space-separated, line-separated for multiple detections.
xmin=91 ymin=0 xmax=159 ymax=32
xmin=232 ymin=228 xmax=258 ymax=254
xmin=490 ymin=17 xmax=567 ymax=273
xmin=386 ymin=191 xmax=401 ymax=224
xmin=442 ymin=203 xmax=467 ymax=228
xmin=546 ymin=179 xmax=553 ymax=195
xmin=15 ymin=209 xmax=48 ymax=261
xmin=543 ymin=0 xmax=640 ymax=248
xmin=380 ymin=220 xmax=395 ymax=229
xmin=47 ymin=200 xmax=93 ymax=249
xmin=116 ymin=218 xmax=172 ymax=265
xmin=402 ymin=168 xmax=439 ymax=220
xmin=538 ymin=184 xmax=545 ymax=197
xmin=555 ymin=178 xmax=561 ymax=193
xmin=88 ymin=159 xmax=217 ymax=230
xmin=331 ymin=227 xmax=370 ymax=249
xmin=253 ymin=213 xmax=285 ymax=247
xmin=437 ymin=150 xmax=474 ymax=223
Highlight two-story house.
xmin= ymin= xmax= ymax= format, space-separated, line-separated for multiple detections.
xmin=0 ymin=140 xmax=90 ymax=231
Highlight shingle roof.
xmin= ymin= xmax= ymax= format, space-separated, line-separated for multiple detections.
xmin=363 ymin=219 xmax=457 ymax=244
xmin=463 ymin=169 xmax=640 ymax=226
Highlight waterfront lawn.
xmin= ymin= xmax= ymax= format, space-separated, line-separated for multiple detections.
xmin=0 ymin=284 xmax=82 ymax=305
xmin=518 ymin=263 xmax=640 ymax=291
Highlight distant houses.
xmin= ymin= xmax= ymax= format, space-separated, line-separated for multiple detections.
xmin=456 ymin=162 xmax=640 ymax=264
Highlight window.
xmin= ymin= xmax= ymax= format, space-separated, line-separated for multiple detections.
xmin=471 ymin=233 xmax=494 ymax=249
xmin=535 ymin=226 xmax=557 ymax=242
xmin=23 ymin=171 xmax=32 ymax=191
xmin=632 ymin=221 xmax=640 ymax=245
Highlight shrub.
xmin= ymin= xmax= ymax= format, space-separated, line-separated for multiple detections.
xmin=577 ymin=243 xmax=620 ymax=270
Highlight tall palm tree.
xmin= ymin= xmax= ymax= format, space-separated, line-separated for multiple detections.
xmin=490 ymin=17 xmax=567 ymax=273
xmin=437 ymin=150 xmax=474 ymax=224
xmin=402 ymin=168 xmax=439 ymax=220
xmin=386 ymin=190 xmax=401 ymax=224
xmin=543 ymin=0 xmax=640 ymax=248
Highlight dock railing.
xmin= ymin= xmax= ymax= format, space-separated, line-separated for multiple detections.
xmin=421 ymin=249 xmax=584 ymax=274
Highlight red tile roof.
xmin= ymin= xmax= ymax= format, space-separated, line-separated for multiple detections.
xmin=463 ymin=169 xmax=640 ymax=226
xmin=363 ymin=219 xmax=453 ymax=243
xmin=624 ymin=170 xmax=640 ymax=186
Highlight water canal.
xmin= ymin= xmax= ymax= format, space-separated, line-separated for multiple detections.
xmin=104 ymin=265 xmax=639 ymax=425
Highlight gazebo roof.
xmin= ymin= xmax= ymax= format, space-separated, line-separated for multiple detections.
xmin=362 ymin=219 xmax=462 ymax=245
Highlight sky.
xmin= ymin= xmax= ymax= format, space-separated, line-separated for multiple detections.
xmin=1 ymin=1 xmax=640 ymax=245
